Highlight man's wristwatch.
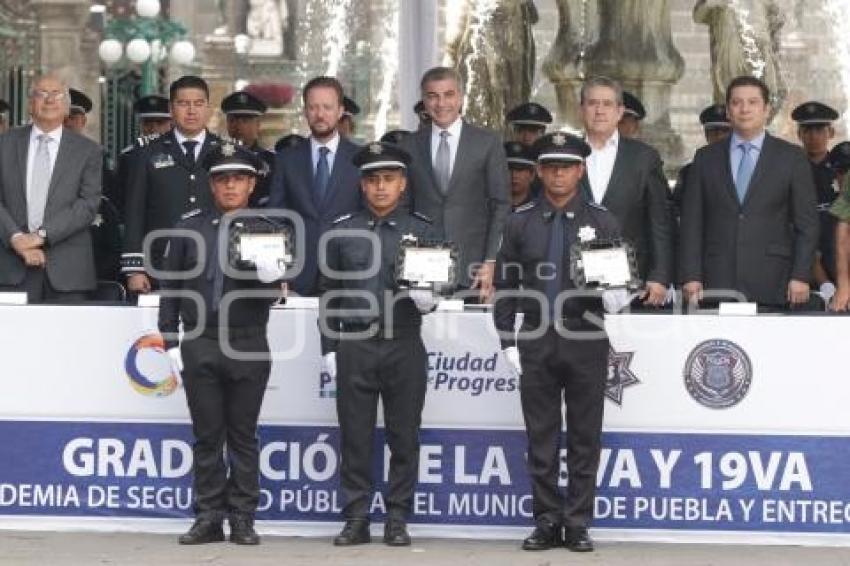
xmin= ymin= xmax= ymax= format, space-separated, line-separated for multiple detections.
xmin=36 ymin=228 xmax=47 ymax=242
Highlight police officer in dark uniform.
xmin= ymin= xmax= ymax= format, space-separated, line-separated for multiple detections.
xmin=380 ymin=129 xmax=412 ymax=145
xmin=413 ymin=100 xmax=430 ymax=130
xmin=672 ymin=103 xmax=731 ymax=218
xmin=158 ymin=142 xmax=285 ymax=546
xmin=792 ymin=101 xmax=840 ymax=294
xmin=339 ymin=95 xmax=361 ymax=139
xmin=493 ymin=132 xmax=621 ymax=553
xmin=112 ymin=95 xmax=172 ymax=215
xmin=221 ymin=90 xmax=275 ymax=207
xmin=318 ymin=141 xmax=441 ymax=548
xmin=273 ymin=132 xmax=305 ymax=153
xmin=506 ymin=101 xmax=552 ymax=147
xmin=505 ymin=140 xmax=537 ymax=209
xmin=617 ymin=91 xmax=646 ymax=138
xmin=122 ymin=76 xmax=224 ymax=295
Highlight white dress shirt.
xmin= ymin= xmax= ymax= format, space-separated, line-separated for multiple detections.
xmin=430 ymin=117 xmax=463 ymax=179
xmin=310 ymin=132 xmax=340 ymax=174
xmin=174 ymin=129 xmax=206 ymax=160
xmin=585 ymin=130 xmax=619 ymax=204
xmin=26 ymin=124 xmax=63 ymax=197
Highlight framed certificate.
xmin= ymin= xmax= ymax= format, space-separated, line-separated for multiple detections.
xmin=238 ymin=233 xmax=291 ymax=266
xmin=395 ymin=236 xmax=458 ymax=293
xmin=570 ymin=240 xmax=641 ymax=290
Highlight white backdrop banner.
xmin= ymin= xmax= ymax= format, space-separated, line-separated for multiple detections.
xmin=0 ymin=306 xmax=848 ymax=544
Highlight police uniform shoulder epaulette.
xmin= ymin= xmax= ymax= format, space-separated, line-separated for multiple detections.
xmin=181 ymin=208 xmax=202 ymax=220
xmin=411 ymin=211 xmax=433 ymax=224
xmin=332 ymin=212 xmax=354 ymax=225
xmin=587 ymin=201 xmax=608 ymax=211
xmin=513 ymin=201 xmax=538 ymax=213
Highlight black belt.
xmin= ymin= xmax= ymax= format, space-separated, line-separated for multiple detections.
xmin=339 ymin=322 xmax=420 ymax=340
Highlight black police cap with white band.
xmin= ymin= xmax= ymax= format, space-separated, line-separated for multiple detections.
xmin=352 ymin=141 xmax=412 ymax=173
xmin=792 ymin=101 xmax=839 ymax=126
xmin=699 ymin=103 xmax=730 ymax=130
xmin=504 ymin=141 xmax=536 ymax=168
xmin=134 ymin=94 xmax=170 ymax=119
xmin=221 ymin=91 xmax=267 ymax=116
xmin=506 ymin=101 xmax=553 ymax=127
xmin=533 ymin=132 xmax=591 ymax=163
xmin=202 ymin=142 xmax=261 ymax=175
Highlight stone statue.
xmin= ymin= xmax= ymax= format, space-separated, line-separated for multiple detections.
xmin=245 ymin=0 xmax=287 ymax=56
xmin=693 ymin=0 xmax=786 ymax=117
xmin=445 ymin=0 xmax=539 ymax=131
xmin=542 ymin=0 xmax=584 ymax=130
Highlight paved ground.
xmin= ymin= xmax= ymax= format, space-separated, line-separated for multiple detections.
xmin=1 ymin=531 xmax=849 ymax=566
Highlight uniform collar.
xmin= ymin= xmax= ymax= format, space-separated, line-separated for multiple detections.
xmin=539 ymin=192 xmax=583 ymax=221
xmin=366 ymin=206 xmax=404 ymax=228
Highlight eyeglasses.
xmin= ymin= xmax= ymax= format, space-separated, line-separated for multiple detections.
xmin=30 ymin=90 xmax=67 ymax=102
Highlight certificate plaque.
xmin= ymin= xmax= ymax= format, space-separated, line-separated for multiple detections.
xmin=570 ymin=239 xmax=641 ymax=290
xmin=395 ymin=235 xmax=458 ymax=293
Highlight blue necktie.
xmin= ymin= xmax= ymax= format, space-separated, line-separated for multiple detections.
xmin=735 ymin=142 xmax=755 ymax=203
xmin=315 ymin=146 xmax=330 ymax=204
xmin=544 ymin=211 xmax=567 ymax=321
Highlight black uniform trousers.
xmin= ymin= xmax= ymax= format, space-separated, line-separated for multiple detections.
xmin=336 ymin=330 xmax=428 ymax=521
xmin=180 ymin=330 xmax=271 ymax=520
xmin=518 ymin=325 xmax=608 ymax=529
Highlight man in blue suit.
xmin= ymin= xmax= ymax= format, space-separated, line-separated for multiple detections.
xmin=268 ymin=76 xmax=361 ymax=295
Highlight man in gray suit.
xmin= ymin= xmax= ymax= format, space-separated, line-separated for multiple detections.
xmin=578 ymin=77 xmax=674 ymax=307
xmin=680 ymin=76 xmax=818 ymax=308
xmin=0 ymin=74 xmax=102 ymax=303
xmin=401 ymin=67 xmax=510 ymax=302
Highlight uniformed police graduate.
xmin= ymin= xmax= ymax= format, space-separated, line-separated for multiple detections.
xmin=318 ymin=141 xmax=441 ymax=548
xmin=158 ymin=142 xmax=285 ymax=546
xmin=493 ymin=132 xmax=622 ymax=553
xmin=504 ymin=140 xmax=538 ymax=209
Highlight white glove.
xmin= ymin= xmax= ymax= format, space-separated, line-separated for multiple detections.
xmin=166 ymin=347 xmax=183 ymax=374
xmin=256 ymin=257 xmax=286 ymax=283
xmin=409 ymin=289 xmax=438 ymax=313
xmin=820 ymin=281 xmax=836 ymax=303
xmin=503 ymin=346 xmax=522 ymax=376
xmin=602 ymin=289 xmax=632 ymax=314
xmin=322 ymin=352 xmax=337 ymax=380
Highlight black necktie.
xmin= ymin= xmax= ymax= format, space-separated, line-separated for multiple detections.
xmin=183 ymin=140 xmax=198 ymax=167
xmin=544 ymin=211 xmax=567 ymax=321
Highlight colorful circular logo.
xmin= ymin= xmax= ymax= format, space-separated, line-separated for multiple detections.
xmin=125 ymin=334 xmax=179 ymax=397
xmin=683 ymin=339 xmax=752 ymax=409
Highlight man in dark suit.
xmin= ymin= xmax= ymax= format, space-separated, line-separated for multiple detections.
xmin=268 ymin=76 xmax=361 ymax=296
xmin=578 ymin=76 xmax=673 ymax=306
xmin=122 ymin=76 xmax=224 ymax=294
xmin=0 ymin=74 xmax=102 ymax=303
xmin=680 ymin=76 xmax=818 ymax=309
xmin=400 ymin=66 xmax=511 ymax=302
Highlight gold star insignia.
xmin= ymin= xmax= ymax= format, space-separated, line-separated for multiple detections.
xmin=369 ymin=143 xmax=383 ymax=155
xmin=552 ymin=133 xmax=566 ymax=146
xmin=222 ymin=142 xmax=236 ymax=157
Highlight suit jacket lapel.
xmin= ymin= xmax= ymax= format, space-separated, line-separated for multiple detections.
xmin=446 ymin=122 xmax=471 ymax=195
xmin=323 ymin=138 xmax=349 ymax=208
xmin=15 ymin=126 xmax=30 ymax=200
xmin=45 ymin=132 xmax=76 ymax=208
xmin=721 ymin=138 xmax=742 ymax=206
xmin=415 ymin=128 xmax=443 ymax=200
xmin=601 ymin=141 xmax=628 ymax=208
xmin=299 ymin=139 xmax=318 ymax=216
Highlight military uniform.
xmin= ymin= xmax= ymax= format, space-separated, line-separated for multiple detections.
xmin=158 ymin=144 xmax=283 ymax=545
xmin=121 ymin=129 xmax=224 ymax=279
xmin=493 ymin=133 xmax=621 ymax=552
xmin=318 ymin=143 xmax=441 ymax=545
